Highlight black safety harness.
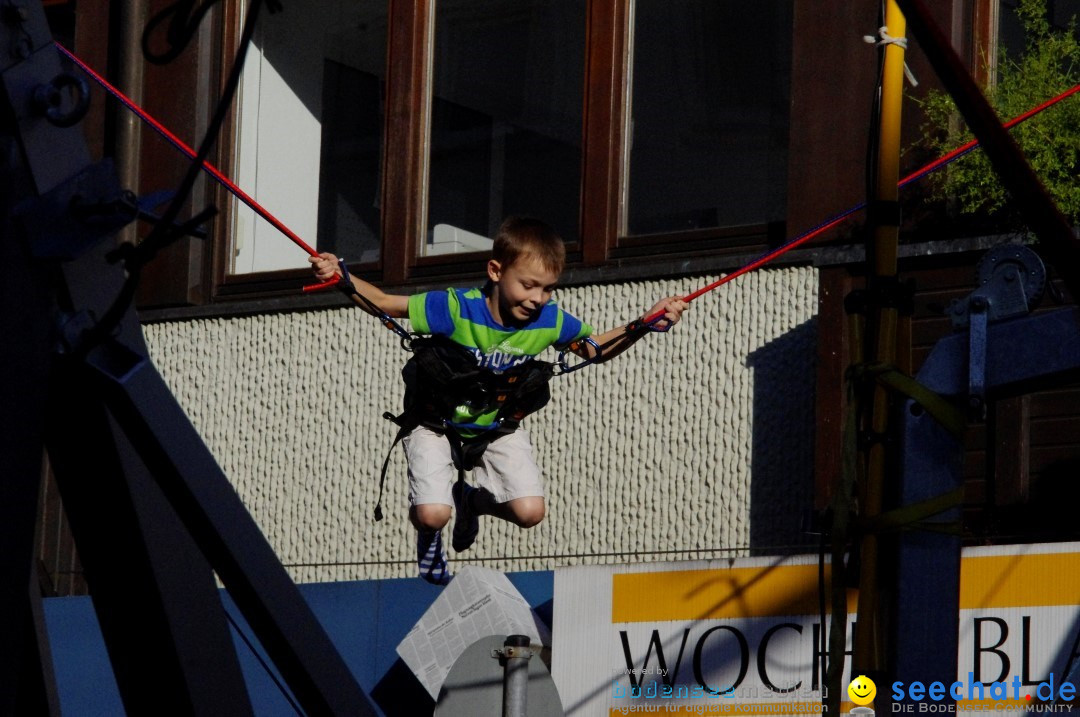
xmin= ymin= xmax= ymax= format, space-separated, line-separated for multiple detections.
xmin=372 ymin=335 xmax=558 ymax=520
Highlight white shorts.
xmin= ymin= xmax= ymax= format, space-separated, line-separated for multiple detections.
xmin=403 ymin=425 xmax=544 ymax=506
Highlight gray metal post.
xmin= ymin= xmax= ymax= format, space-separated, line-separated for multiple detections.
xmin=500 ymin=635 xmax=533 ymax=717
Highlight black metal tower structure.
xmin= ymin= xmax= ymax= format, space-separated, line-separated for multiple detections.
xmin=0 ymin=2 xmax=376 ymax=713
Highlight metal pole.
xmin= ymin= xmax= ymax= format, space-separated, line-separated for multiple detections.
xmin=855 ymin=0 xmax=908 ymax=686
xmin=501 ymin=635 xmax=532 ymax=717
xmin=115 ymin=0 xmax=146 ymax=247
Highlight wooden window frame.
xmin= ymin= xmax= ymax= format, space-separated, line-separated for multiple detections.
xmin=127 ymin=0 xmax=803 ymax=319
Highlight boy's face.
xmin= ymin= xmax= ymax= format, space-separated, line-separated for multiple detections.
xmin=487 ymin=255 xmax=560 ymax=325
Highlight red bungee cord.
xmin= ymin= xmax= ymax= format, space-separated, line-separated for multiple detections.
xmin=55 ymin=41 xmax=1079 ymax=318
xmin=54 ymin=41 xmax=339 ymax=293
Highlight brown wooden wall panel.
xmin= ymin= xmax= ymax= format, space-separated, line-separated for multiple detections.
xmin=786 ymin=2 xmax=879 ymax=245
xmin=1030 ymin=417 xmax=1080 ymax=446
xmin=36 ymin=461 xmax=86 ymax=597
xmin=135 ymin=0 xmax=222 ymax=308
xmin=1031 ymin=446 xmax=1080 ymax=472
xmin=910 ymin=315 xmax=959 ymax=352
xmin=1031 ymin=388 xmax=1080 ymax=417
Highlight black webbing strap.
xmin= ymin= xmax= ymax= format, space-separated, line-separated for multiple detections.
xmin=373 ymin=415 xmax=412 ymax=522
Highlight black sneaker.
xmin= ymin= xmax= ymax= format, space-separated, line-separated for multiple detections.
xmin=452 ymin=481 xmax=480 ymax=552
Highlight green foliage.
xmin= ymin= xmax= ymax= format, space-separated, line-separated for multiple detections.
xmin=912 ymin=0 xmax=1080 ymax=224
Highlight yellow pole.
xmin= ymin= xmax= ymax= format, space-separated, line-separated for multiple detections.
xmin=853 ymin=0 xmax=908 ymax=683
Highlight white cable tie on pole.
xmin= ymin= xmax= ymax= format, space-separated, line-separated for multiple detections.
xmin=863 ymin=26 xmax=920 ymax=87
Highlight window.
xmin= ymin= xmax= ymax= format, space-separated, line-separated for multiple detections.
xmin=427 ymin=0 xmax=586 ymax=252
xmin=229 ymin=0 xmax=387 ymax=275
xmin=624 ymin=1 xmax=793 ymax=237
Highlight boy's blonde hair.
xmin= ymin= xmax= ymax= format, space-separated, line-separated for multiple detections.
xmin=493 ymin=216 xmax=566 ymax=276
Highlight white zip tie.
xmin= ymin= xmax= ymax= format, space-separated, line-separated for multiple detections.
xmin=863 ymin=26 xmax=920 ymax=87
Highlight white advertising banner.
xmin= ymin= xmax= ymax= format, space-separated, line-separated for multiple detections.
xmin=552 ymin=543 xmax=1080 ymax=716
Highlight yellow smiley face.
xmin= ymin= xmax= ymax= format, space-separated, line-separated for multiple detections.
xmin=848 ymin=675 xmax=877 ymax=706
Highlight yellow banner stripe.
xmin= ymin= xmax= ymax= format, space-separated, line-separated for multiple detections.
xmin=960 ymin=552 xmax=1080 ymax=609
xmin=611 ymin=551 xmax=1080 ymax=623
xmin=612 ymin=565 xmax=858 ymax=623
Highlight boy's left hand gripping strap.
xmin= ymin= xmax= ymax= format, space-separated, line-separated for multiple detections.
xmin=628 ymin=313 xmax=674 ymax=334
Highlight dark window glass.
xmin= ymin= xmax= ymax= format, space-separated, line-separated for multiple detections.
xmin=317 ymin=58 xmax=384 ymax=263
xmin=427 ymin=0 xmax=586 ymax=250
xmin=316 ymin=5 xmax=387 ymax=263
xmin=999 ymin=0 xmax=1080 ymax=57
xmin=627 ymin=1 xmax=793 ymax=236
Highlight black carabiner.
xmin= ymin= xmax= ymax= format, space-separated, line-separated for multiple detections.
xmin=555 ymin=336 xmax=602 ymax=375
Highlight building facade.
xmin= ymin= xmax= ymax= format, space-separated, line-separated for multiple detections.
xmin=36 ymin=0 xmax=1080 ymax=591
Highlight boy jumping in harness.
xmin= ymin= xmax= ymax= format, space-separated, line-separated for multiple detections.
xmin=310 ymin=216 xmax=687 ymax=584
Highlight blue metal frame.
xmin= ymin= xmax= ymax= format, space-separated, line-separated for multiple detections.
xmin=888 ymin=307 xmax=1080 ymax=709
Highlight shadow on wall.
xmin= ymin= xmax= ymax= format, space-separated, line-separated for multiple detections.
xmin=745 ymin=318 xmax=817 ymax=555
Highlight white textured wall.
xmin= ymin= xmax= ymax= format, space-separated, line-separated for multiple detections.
xmin=143 ymin=267 xmax=818 ymax=583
